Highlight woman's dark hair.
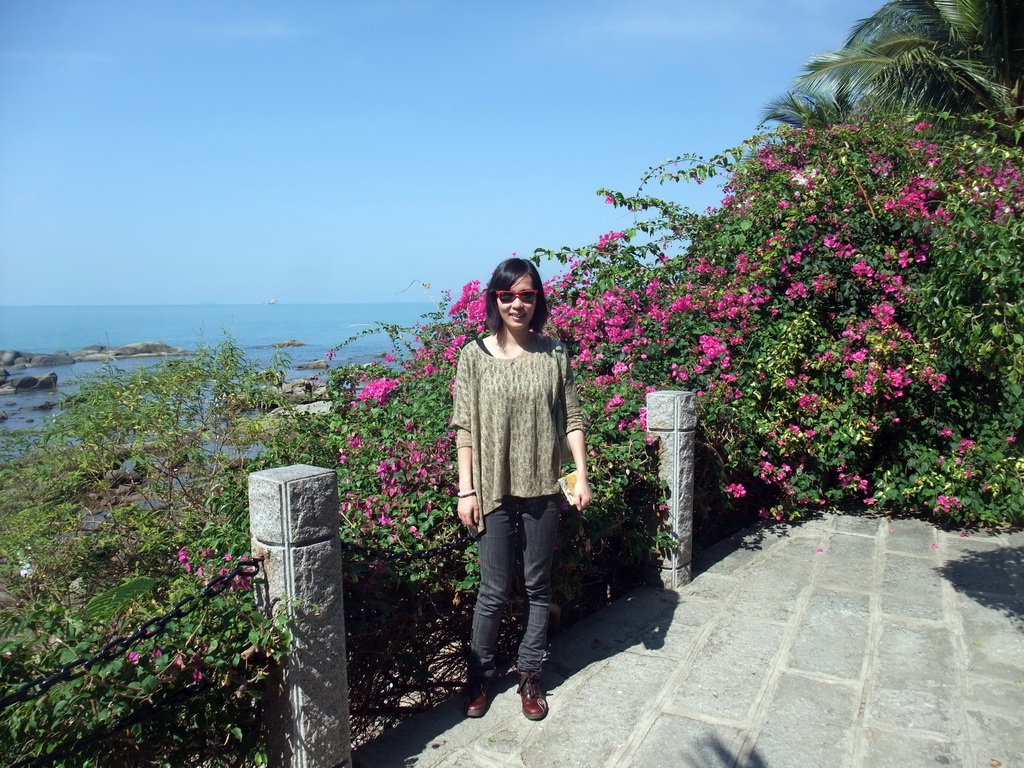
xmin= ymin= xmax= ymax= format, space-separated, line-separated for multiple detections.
xmin=485 ymin=257 xmax=549 ymax=344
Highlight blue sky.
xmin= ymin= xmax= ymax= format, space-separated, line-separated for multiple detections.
xmin=0 ymin=0 xmax=881 ymax=306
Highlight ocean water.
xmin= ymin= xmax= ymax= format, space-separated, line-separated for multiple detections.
xmin=0 ymin=302 xmax=436 ymax=429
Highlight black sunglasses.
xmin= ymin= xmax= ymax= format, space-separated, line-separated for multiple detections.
xmin=493 ymin=290 xmax=539 ymax=305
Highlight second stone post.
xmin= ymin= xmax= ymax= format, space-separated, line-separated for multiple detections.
xmin=645 ymin=390 xmax=695 ymax=589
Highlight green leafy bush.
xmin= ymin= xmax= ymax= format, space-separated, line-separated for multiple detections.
xmin=0 ymin=340 xmax=291 ymax=766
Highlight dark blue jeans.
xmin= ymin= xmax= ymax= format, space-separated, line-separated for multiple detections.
xmin=469 ymin=495 xmax=559 ymax=678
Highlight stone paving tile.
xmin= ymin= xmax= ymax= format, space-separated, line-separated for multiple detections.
xmin=831 ymin=512 xmax=886 ymax=536
xmin=867 ymin=621 xmax=962 ymax=735
xmin=631 ymin=615 xmax=707 ymax=661
xmin=966 ymin=708 xmax=1024 ymax=768
xmin=578 ymin=587 xmax=682 ymax=633
xmin=762 ymin=530 xmax=831 ymax=564
xmin=623 ymin=714 xmax=744 ymax=768
xmin=964 ymin=676 xmax=1024 ymax=714
xmin=724 ymin=523 xmax=795 ymax=554
xmin=671 ymin=616 xmax=787 ymax=722
xmin=680 ymin=571 xmax=741 ymax=604
xmin=693 ymin=540 xmax=766 ymax=578
xmin=817 ymin=531 xmax=879 ymax=592
xmin=940 ymin=528 xmax=1010 ymax=551
xmin=880 ymin=552 xmax=946 ymax=621
xmin=866 ymin=686 xmax=963 ymax=737
xmin=788 ymin=588 xmax=870 ymax=680
xmin=957 ymin=595 xmax=1024 ymax=681
xmin=731 ymin=556 xmax=814 ymax=622
xmin=470 ymin=724 xmax=528 ymax=762
xmin=433 ymin=749 xmax=510 ymax=768
xmin=520 ymin=654 xmax=677 ymax=768
xmin=1002 ymin=529 xmax=1024 ymax=547
xmin=884 ymin=517 xmax=938 ymax=553
xmin=546 ymin=587 xmax=681 ymax=675
xmin=939 ymin=541 xmax=1024 ymax=601
xmin=874 ymin=621 xmax=959 ymax=688
xmin=663 ymin=596 xmax=722 ymax=629
xmin=753 ymin=674 xmax=860 ymax=768
xmin=860 ymin=728 xmax=965 ymax=768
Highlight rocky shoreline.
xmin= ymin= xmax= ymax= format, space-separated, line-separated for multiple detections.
xmin=0 ymin=342 xmax=189 ymax=396
xmin=0 ymin=340 xmax=335 ymax=424
xmin=2 ymin=341 xmax=189 ymax=369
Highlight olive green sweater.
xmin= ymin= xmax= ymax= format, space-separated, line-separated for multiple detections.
xmin=452 ymin=337 xmax=584 ymax=530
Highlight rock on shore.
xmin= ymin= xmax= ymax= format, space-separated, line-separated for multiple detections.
xmin=0 ymin=372 xmax=59 ymax=394
xmin=72 ymin=342 xmax=189 ymax=362
xmin=276 ymin=377 xmax=329 ymax=404
xmin=0 ymin=351 xmax=75 ymax=368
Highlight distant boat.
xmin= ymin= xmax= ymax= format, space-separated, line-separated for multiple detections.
xmin=265 ymin=298 xmax=279 ymax=305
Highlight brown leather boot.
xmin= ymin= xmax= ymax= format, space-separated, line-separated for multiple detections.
xmin=516 ymin=671 xmax=548 ymax=721
xmin=463 ymin=677 xmax=489 ymax=718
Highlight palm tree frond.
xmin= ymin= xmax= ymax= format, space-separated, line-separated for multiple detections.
xmin=769 ymin=0 xmax=1024 ymax=125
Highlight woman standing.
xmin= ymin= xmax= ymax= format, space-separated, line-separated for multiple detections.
xmin=451 ymin=257 xmax=593 ymax=721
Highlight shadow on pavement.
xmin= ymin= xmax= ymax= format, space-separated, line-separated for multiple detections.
xmin=546 ymin=584 xmax=681 ymax=680
xmin=937 ymin=543 xmax=1024 ymax=628
xmin=691 ymin=514 xmax=807 ymax=576
xmin=352 ymin=585 xmax=681 ymax=766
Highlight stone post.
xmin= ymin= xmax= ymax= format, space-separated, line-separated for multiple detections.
xmin=645 ymin=391 xmax=695 ymax=589
xmin=249 ymin=464 xmax=351 ymax=768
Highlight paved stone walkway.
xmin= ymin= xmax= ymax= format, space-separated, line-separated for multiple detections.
xmin=353 ymin=513 xmax=1024 ymax=767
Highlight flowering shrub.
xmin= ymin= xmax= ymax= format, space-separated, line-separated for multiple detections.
xmin=539 ymin=116 xmax=1023 ymax=528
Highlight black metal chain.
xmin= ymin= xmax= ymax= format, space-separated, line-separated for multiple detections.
xmin=0 ymin=561 xmax=261 ymax=712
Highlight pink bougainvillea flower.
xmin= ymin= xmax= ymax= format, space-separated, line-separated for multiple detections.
xmin=725 ymin=483 xmax=746 ymax=498
xmin=597 ymin=231 xmax=626 ymax=249
xmin=357 ymin=376 xmax=399 ymax=404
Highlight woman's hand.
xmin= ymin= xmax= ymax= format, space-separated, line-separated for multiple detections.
xmin=457 ymin=493 xmax=480 ymax=531
xmin=573 ymin=475 xmax=593 ymax=511
xmin=565 ymin=430 xmax=593 ymax=512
